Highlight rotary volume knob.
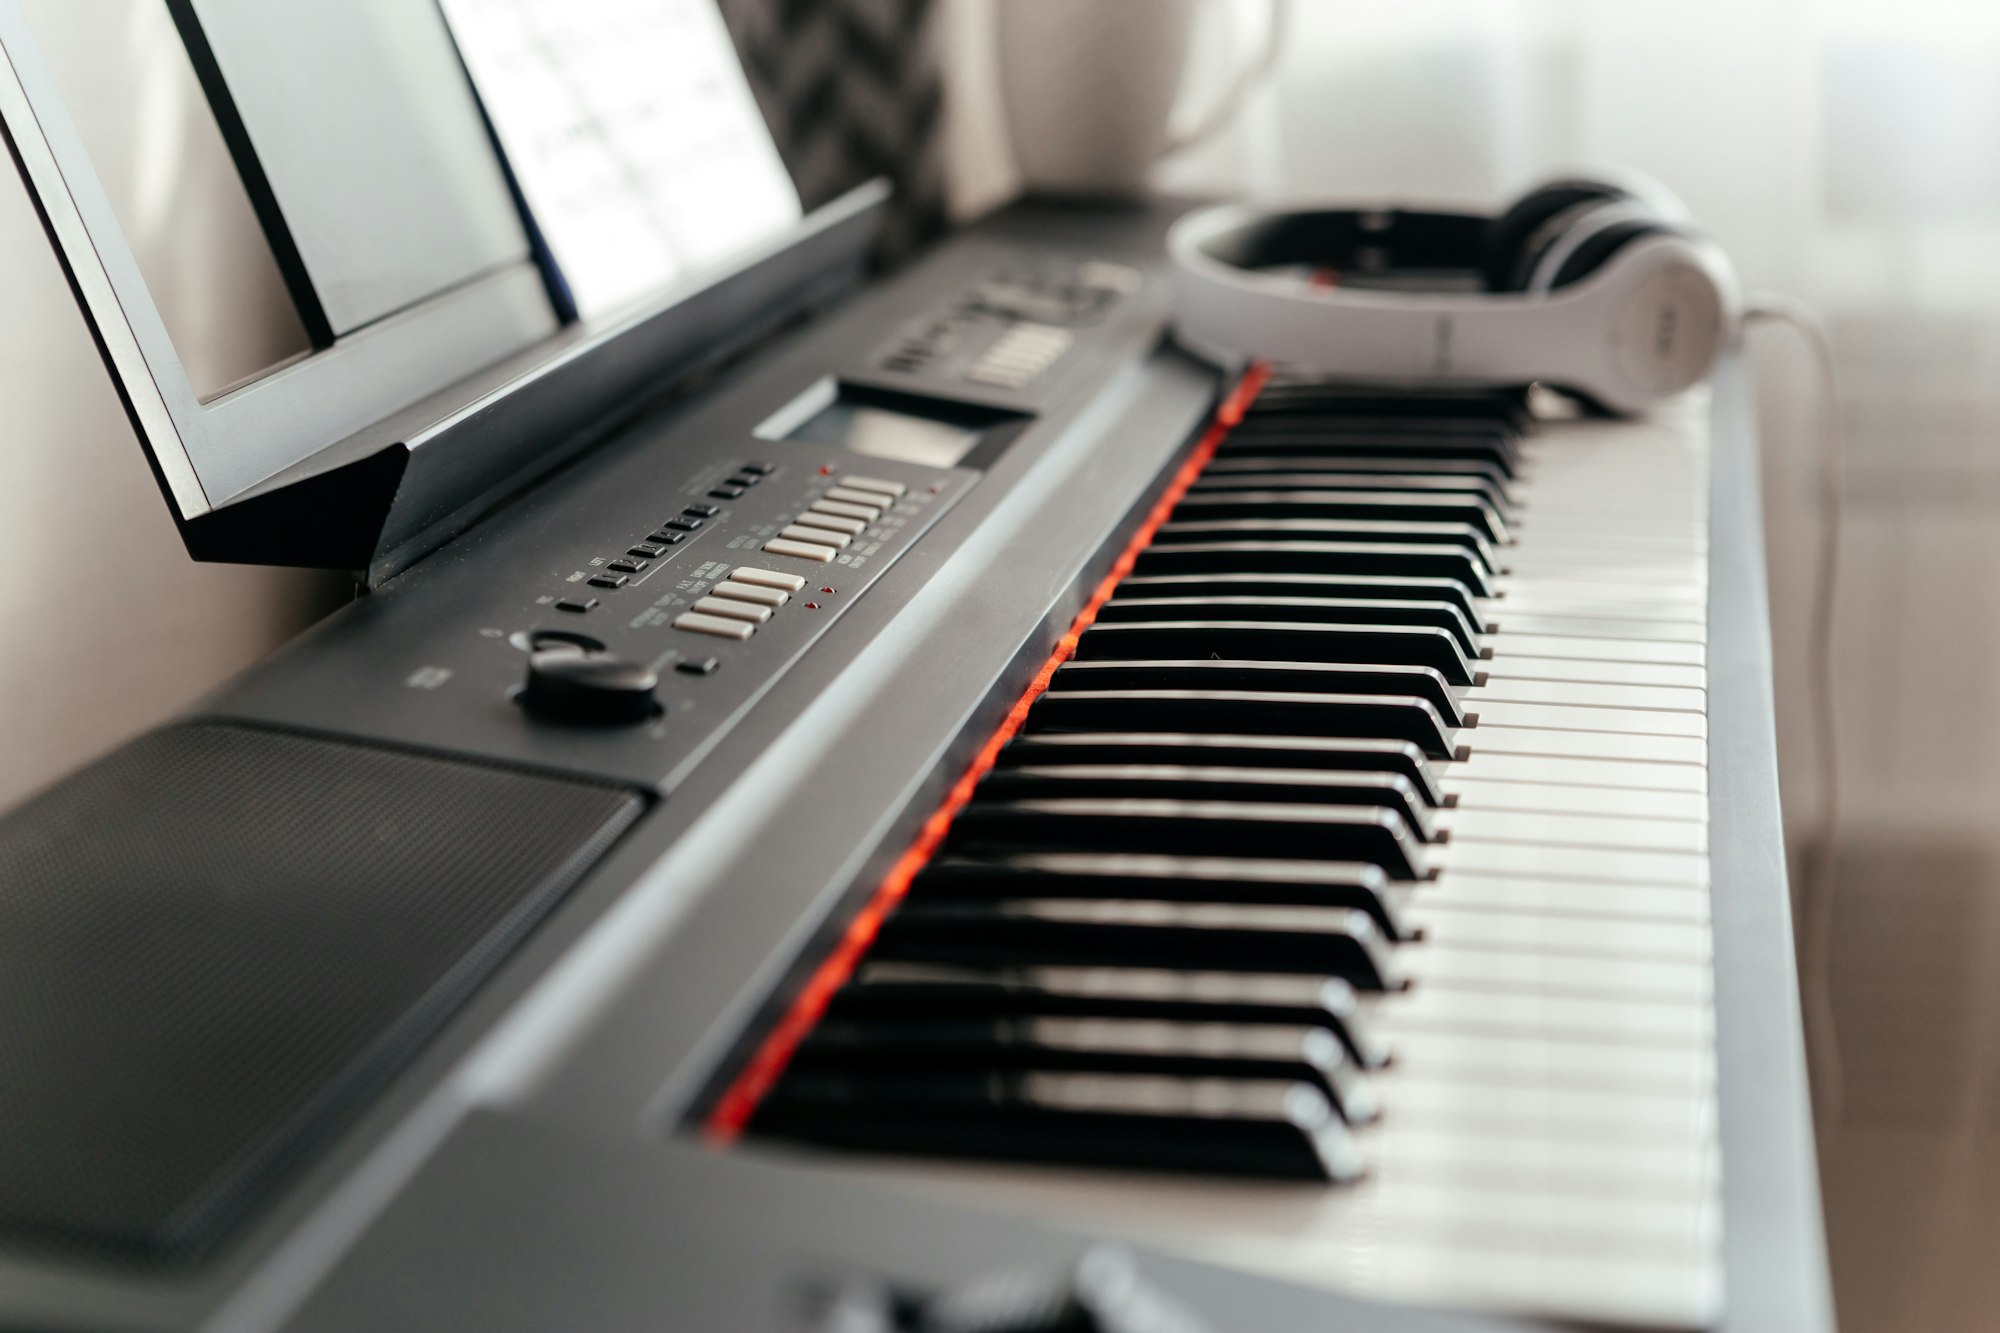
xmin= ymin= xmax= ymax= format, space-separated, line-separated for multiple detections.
xmin=519 ymin=641 xmax=661 ymax=725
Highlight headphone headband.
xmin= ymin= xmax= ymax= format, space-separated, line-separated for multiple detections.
xmin=1168 ymin=183 xmax=1741 ymax=416
xmin=1194 ymin=207 xmax=1489 ymax=275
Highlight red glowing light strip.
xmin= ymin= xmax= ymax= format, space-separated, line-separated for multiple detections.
xmin=704 ymin=365 xmax=1271 ymax=1142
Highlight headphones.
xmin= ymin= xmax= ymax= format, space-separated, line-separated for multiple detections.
xmin=1168 ymin=174 xmax=1741 ymax=416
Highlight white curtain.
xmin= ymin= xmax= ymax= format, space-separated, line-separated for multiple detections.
xmin=952 ymin=0 xmax=2000 ymax=314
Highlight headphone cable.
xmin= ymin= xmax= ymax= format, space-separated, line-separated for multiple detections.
xmin=1743 ymin=292 xmax=1846 ymax=1153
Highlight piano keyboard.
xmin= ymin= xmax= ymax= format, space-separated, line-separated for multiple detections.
xmin=717 ymin=374 xmax=1721 ymax=1328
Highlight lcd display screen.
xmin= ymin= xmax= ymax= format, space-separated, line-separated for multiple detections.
xmin=785 ymin=400 xmax=983 ymax=469
xmin=757 ymin=378 xmax=1016 ymax=470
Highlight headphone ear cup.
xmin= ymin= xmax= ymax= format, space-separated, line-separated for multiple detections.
xmin=1544 ymin=217 xmax=1675 ymax=290
xmin=1507 ymin=198 xmax=1622 ymax=293
xmin=1480 ymin=178 xmax=1631 ymax=291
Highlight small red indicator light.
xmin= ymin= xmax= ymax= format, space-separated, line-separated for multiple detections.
xmin=818 ymin=465 xmax=834 ymax=475
xmin=804 ymin=601 xmax=821 ymax=610
xmin=819 ymin=586 xmax=835 ymax=595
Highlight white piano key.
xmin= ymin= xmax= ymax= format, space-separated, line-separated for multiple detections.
xmin=1490 ymin=579 xmax=1707 ymax=609
xmin=1381 ymin=1029 xmax=1714 ymax=1095
xmin=1468 ymin=701 xmax=1707 ymax=739
xmin=1406 ymin=905 xmax=1713 ymax=958
xmin=1441 ymin=777 xmax=1708 ymax=820
xmin=1489 ymin=635 xmax=1706 ymax=666
xmin=1337 ymin=1180 xmax=1714 ymax=1252
xmin=1318 ymin=1243 xmax=1722 ymax=1332
xmin=1504 ymin=547 xmax=1709 ymax=573
xmin=1416 ymin=875 xmax=1710 ymax=923
xmin=1442 ymin=809 xmax=1708 ymax=854
xmin=1508 ymin=511 xmax=1708 ymax=535
xmin=1413 ymin=944 xmax=1713 ymax=1000
xmin=1485 ymin=613 xmax=1706 ymax=643
xmin=1499 ymin=572 xmax=1705 ymax=590
xmin=1465 ymin=725 xmax=1708 ymax=764
xmin=1488 ymin=594 xmax=1706 ymax=623
xmin=1371 ymin=1073 xmax=1714 ymax=1138
xmin=1363 ymin=1122 xmax=1710 ymax=1194
xmin=1478 ymin=655 xmax=1709 ymax=689
xmin=1514 ymin=496 xmax=1705 ymax=514
xmin=1468 ymin=679 xmax=1705 ymax=712
xmin=1447 ymin=749 xmax=1708 ymax=791
xmin=1504 ymin=540 xmax=1706 ymax=566
xmin=1432 ymin=839 xmax=1709 ymax=886
xmin=1367 ymin=984 xmax=1714 ymax=1043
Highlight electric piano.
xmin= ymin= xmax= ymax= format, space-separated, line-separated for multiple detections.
xmin=0 ymin=192 xmax=1831 ymax=1331
xmin=0 ymin=11 xmax=1828 ymax=1324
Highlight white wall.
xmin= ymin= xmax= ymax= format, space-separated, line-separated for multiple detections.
xmin=0 ymin=1 xmax=341 ymax=810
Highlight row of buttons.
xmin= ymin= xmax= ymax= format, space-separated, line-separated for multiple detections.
xmin=582 ymin=505 xmax=710 ymax=594
xmin=878 ymin=316 xmax=968 ymax=374
xmin=672 ymin=567 xmax=809 ymax=640
xmin=968 ymin=260 xmax=1140 ymax=326
xmin=709 ymin=461 xmax=771 ymax=501
xmin=761 ymin=476 xmax=908 ymax=563
xmin=965 ymin=321 xmax=1073 ymax=389
xmin=562 ymin=465 xmax=769 ymax=612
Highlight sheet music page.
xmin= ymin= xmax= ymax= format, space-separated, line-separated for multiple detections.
xmin=438 ymin=0 xmax=802 ymax=318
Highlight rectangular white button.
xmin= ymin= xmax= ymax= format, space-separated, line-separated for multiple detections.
xmin=711 ymin=580 xmax=788 ymax=607
xmin=811 ymin=498 xmax=880 ymax=521
xmin=673 ymin=611 xmax=755 ymax=640
xmin=791 ymin=511 xmax=867 ymax=535
xmin=825 ymin=485 xmax=892 ymax=508
xmin=762 ymin=537 xmax=838 ymax=562
xmin=840 ymin=476 xmax=907 ymax=498
xmin=781 ymin=524 xmax=850 ymax=549
xmin=691 ymin=595 xmax=773 ymax=624
xmin=731 ymin=567 xmax=807 ymax=592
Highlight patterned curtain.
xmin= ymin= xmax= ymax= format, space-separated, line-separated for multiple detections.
xmin=716 ymin=0 xmax=949 ymax=265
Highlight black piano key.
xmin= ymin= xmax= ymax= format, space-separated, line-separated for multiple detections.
xmin=1117 ymin=572 xmax=1487 ymax=631
xmin=872 ymin=897 xmax=1400 ymax=990
xmin=967 ymin=768 xmax=1433 ymax=844
xmin=1212 ymin=433 xmax=1517 ymax=476
xmin=1172 ymin=491 xmax=1510 ymax=543
xmin=787 ymin=1013 xmax=1377 ymax=1124
xmin=1050 ymin=659 xmax=1465 ymax=725
xmin=1133 ymin=542 xmax=1495 ymax=596
xmin=1072 ymin=622 xmax=1476 ymax=685
xmin=914 ymin=849 xmax=1413 ymax=935
xmin=1246 ymin=382 xmax=1530 ymax=428
xmin=1192 ymin=470 xmax=1516 ymax=516
xmin=943 ymin=798 xmax=1428 ymax=881
xmin=1227 ymin=406 xmax=1523 ymax=437
xmin=1099 ymin=589 xmax=1478 ymax=639
xmin=1096 ymin=591 xmax=1480 ymax=657
xmin=752 ymin=1070 xmax=1364 ymax=1182
xmin=1204 ymin=454 xmax=1516 ymax=492
xmin=1026 ymin=689 xmax=1456 ymax=759
xmin=1234 ymin=406 xmax=1526 ymax=445
xmin=1154 ymin=519 xmax=1501 ymax=575
xmin=993 ymin=733 xmax=1444 ymax=806
xmin=834 ymin=958 xmax=1391 ymax=1068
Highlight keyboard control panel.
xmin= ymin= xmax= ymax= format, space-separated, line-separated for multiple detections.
xmin=873 ymin=257 xmax=1140 ymax=389
xmin=217 ymin=435 xmax=978 ymax=793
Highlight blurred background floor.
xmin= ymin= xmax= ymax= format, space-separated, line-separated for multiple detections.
xmin=1760 ymin=312 xmax=2000 ymax=1333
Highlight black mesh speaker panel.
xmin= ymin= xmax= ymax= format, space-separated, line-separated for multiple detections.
xmin=0 ymin=721 xmax=645 ymax=1265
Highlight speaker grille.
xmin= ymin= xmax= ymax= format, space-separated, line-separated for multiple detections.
xmin=0 ymin=721 xmax=644 ymax=1264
